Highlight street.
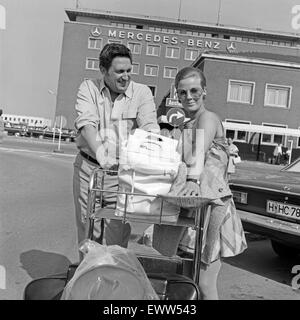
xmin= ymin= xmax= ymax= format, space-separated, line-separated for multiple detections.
xmin=0 ymin=136 xmax=300 ymax=300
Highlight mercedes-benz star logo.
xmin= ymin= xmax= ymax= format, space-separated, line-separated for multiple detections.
xmin=226 ymin=42 xmax=236 ymax=52
xmin=91 ymin=26 xmax=101 ymax=37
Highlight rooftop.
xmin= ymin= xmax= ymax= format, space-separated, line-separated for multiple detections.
xmin=195 ymin=51 xmax=300 ymax=68
xmin=65 ymin=8 xmax=300 ymax=41
xmin=218 ymin=51 xmax=300 ymax=64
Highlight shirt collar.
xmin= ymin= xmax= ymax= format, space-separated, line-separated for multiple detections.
xmin=98 ymin=78 xmax=133 ymax=99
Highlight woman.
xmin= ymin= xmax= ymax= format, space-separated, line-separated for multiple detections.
xmin=153 ymin=67 xmax=247 ymax=300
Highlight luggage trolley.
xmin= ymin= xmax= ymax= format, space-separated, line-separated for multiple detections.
xmin=85 ymin=167 xmax=211 ymax=300
xmin=23 ymin=168 xmax=211 ymax=300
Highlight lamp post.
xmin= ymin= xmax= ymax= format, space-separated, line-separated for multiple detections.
xmin=48 ymin=89 xmax=57 ymax=144
xmin=217 ymin=0 xmax=222 ymax=25
xmin=177 ymin=0 xmax=182 ymax=21
xmin=48 ymin=89 xmax=66 ymax=154
xmin=54 ymin=115 xmax=65 ymax=153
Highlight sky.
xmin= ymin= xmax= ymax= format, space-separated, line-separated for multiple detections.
xmin=0 ymin=0 xmax=299 ymax=122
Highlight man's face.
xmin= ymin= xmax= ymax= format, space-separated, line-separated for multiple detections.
xmin=103 ymin=57 xmax=132 ymax=94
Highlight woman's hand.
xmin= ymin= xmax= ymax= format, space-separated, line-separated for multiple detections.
xmin=179 ymin=181 xmax=200 ymax=197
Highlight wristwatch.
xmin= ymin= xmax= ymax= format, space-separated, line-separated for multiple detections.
xmin=186 ymin=178 xmax=200 ymax=185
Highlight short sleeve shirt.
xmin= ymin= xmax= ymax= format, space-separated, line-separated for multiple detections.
xmin=74 ymin=79 xmax=160 ymax=158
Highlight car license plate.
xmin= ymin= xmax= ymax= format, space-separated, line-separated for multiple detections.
xmin=266 ymin=200 xmax=300 ymax=220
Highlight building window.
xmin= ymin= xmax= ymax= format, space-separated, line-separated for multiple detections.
xmin=184 ymin=48 xmax=198 ymax=61
xmin=88 ymin=37 xmax=103 ymax=50
xmin=227 ymin=80 xmax=255 ymax=104
xmin=264 ymin=84 xmax=291 ymax=108
xmin=146 ymin=44 xmax=161 ymax=56
xmin=261 ymin=123 xmax=287 ymax=145
xmin=131 ymin=63 xmax=140 ymax=75
xmin=107 ymin=39 xmax=122 ymax=44
xmin=148 ymin=85 xmax=157 ymax=97
xmin=163 ymin=66 xmax=177 ymax=79
xmin=165 ymin=46 xmax=180 ymax=59
xmin=144 ymin=64 xmax=159 ymax=77
xmin=225 ymin=119 xmax=251 ymax=142
xmin=279 ymin=41 xmax=291 ymax=46
xmin=127 ymin=42 xmax=141 ymax=54
xmin=86 ymin=58 xmax=99 ymax=70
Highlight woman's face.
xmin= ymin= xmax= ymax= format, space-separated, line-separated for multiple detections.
xmin=176 ymin=75 xmax=205 ymax=115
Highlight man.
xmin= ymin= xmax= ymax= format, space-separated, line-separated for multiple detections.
xmin=273 ymin=143 xmax=283 ymax=165
xmin=73 ymin=43 xmax=160 ymax=251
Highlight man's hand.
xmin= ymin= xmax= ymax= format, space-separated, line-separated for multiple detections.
xmin=96 ymin=143 xmax=117 ymax=169
xmin=179 ymin=181 xmax=200 ymax=197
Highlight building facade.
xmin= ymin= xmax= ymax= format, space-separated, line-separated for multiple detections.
xmin=2 ymin=114 xmax=51 ymax=128
xmin=57 ymin=8 xmax=300 ymax=128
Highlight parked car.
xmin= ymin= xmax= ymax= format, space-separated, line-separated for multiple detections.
xmin=4 ymin=123 xmax=28 ymax=136
xmin=230 ymin=159 xmax=300 ymax=258
xmin=38 ymin=128 xmax=76 ymax=142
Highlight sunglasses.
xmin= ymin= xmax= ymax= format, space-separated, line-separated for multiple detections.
xmin=176 ymin=87 xmax=204 ymax=99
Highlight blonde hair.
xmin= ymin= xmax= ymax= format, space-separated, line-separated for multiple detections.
xmin=175 ymin=67 xmax=206 ymax=89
